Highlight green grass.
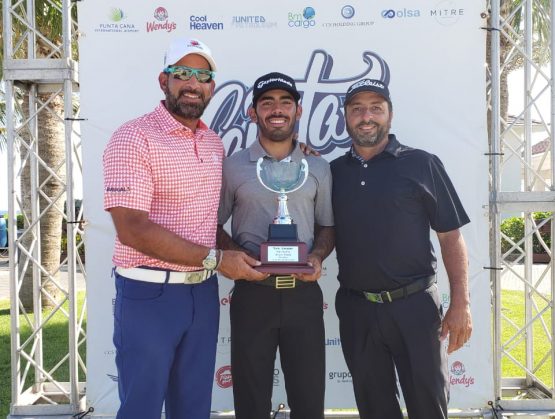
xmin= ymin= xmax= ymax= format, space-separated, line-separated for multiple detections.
xmin=0 ymin=294 xmax=86 ymax=418
xmin=0 ymin=290 xmax=552 ymax=417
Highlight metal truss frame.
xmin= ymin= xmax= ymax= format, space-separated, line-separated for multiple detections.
xmin=488 ymin=0 xmax=555 ymax=415
xmin=2 ymin=0 xmax=85 ymax=416
xmin=2 ymin=0 xmax=555 ymax=417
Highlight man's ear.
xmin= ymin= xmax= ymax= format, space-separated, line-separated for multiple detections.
xmin=248 ymin=106 xmax=257 ymax=122
xmin=158 ymin=72 xmax=168 ymax=92
xmin=295 ymin=104 xmax=303 ymax=121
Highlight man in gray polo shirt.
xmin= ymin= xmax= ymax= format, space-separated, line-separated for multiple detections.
xmin=217 ymin=72 xmax=335 ymax=419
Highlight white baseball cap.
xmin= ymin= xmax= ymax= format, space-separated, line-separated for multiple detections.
xmin=163 ymin=37 xmax=217 ymax=71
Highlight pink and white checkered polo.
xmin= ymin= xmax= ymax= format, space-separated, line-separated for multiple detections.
xmin=103 ymin=102 xmax=224 ymax=271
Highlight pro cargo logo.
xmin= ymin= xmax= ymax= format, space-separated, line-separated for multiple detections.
xmin=216 ymin=365 xmax=233 ymax=388
xmin=146 ymin=7 xmax=176 ymax=33
xmin=288 ymin=7 xmax=316 ymax=28
xmin=449 ymin=361 xmax=475 ymax=388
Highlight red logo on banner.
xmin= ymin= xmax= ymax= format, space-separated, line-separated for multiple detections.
xmin=220 ymin=292 xmax=232 ymax=306
xmin=449 ymin=361 xmax=475 ymax=388
xmin=216 ymin=365 xmax=233 ymax=388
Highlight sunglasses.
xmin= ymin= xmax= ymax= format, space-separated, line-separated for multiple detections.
xmin=163 ymin=66 xmax=215 ymax=83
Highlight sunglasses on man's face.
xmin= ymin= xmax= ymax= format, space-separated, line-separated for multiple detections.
xmin=163 ymin=66 xmax=215 ymax=83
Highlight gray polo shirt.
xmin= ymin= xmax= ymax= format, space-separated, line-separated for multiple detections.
xmin=218 ymin=141 xmax=334 ymax=257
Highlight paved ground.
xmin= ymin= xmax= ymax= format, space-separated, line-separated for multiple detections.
xmin=0 ymin=254 xmax=86 ymax=301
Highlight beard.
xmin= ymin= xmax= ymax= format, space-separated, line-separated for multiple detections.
xmin=164 ymin=87 xmax=211 ymax=120
xmin=347 ymin=121 xmax=389 ymax=148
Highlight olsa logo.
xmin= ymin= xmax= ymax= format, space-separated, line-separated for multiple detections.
xmin=288 ymin=7 xmax=316 ymax=28
xmin=216 ymin=365 xmax=233 ymax=388
xmin=381 ymin=8 xmax=421 ymax=18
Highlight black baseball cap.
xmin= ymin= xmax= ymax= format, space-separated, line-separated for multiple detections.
xmin=252 ymin=72 xmax=301 ymax=105
xmin=345 ymin=79 xmax=391 ymax=105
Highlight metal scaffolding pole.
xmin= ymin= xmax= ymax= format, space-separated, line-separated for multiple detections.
xmin=2 ymin=0 xmax=85 ymax=416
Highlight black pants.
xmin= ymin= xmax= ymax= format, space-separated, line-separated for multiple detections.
xmin=230 ymin=280 xmax=325 ymax=419
xmin=336 ymin=283 xmax=448 ymax=419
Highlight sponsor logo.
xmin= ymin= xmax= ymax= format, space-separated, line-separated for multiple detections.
xmin=430 ymin=0 xmax=464 ymax=26
xmin=190 ymin=15 xmax=224 ymax=31
xmin=94 ymin=8 xmax=139 ymax=33
xmin=288 ymin=7 xmax=316 ymax=28
xmin=216 ymin=365 xmax=233 ymax=388
xmin=323 ymin=302 xmax=329 ymax=310
xmin=205 ymin=49 xmax=390 ymax=156
xmin=104 ymin=349 xmax=116 ymax=355
xmin=322 ymin=5 xmax=374 ymax=28
xmin=342 ymin=5 xmax=355 ymax=19
xmin=231 ymin=15 xmax=277 ymax=29
xmin=381 ymin=8 xmax=421 ymax=19
xmin=449 ymin=361 xmax=475 ymax=388
xmin=441 ymin=293 xmax=450 ymax=311
xmin=147 ymin=7 xmax=176 ymax=33
xmin=326 ymin=337 xmax=341 ymax=346
xmin=217 ymin=325 xmax=231 ymax=354
xmin=273 ymin=368 xmax=281 ymax=386
xmin=329 ymin=371 xmax=352 ymax=383
xmin=105 ymin=186 xmax=130 ymax=192
xmin=107 ymin=373 xmax=119 ymax=382
xmin=347 ymin=79 xmax=385 ymax=93
xmin=220 ymin=292 xmax=232 ymax=306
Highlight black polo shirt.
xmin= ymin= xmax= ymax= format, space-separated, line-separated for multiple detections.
xmin=330 ymin=134 xmax=470 ymax=292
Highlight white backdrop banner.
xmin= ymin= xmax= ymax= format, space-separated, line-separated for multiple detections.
xmin=79 ymin=0 xmax=491 ymax=415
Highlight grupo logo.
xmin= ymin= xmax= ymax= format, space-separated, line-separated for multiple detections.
xmin=430 ymin=0 xmax=464 ymax=26
xmin=206 ymin=49 xmax=390 ymax=156
xmin=329 ymin=371 xmax=352 ymax=383
xmin=381 ymin=8 xmax=421 ymax=19
xmin=190 ymin=15 xmax=224 ymax=30
xmin=341 ymin=5 xmax=355 ymax=19
xmin=288 ymin=7 xmax=316 ymax=28
xmin=216 ymin=365 xmax=233 ymax=388
xmin=94 ymin=8 xmax=138 ymax=33
xmin=449 ymin=361 xmax=475 ymax=388
xmin=147 ymin=7 xmax=176 ymax=33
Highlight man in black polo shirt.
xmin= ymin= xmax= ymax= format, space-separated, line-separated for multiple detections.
xmin=331 ymin=79 xmax=472 ymax=419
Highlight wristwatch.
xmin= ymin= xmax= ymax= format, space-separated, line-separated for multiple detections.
xmin=202 ymin=248 xmax=218 ymax=270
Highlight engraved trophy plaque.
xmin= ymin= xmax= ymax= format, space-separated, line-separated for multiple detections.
xmin=255 ymin=157 xmax=315 ymax=274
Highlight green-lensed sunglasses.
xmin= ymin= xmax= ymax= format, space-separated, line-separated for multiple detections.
xmin=163 ymin=65 xmax=215 ymax=83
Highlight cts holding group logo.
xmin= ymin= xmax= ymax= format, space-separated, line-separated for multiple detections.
xmin=288 ymin=7 xmax=316 ymax=28
xmin=381 ymin=8 xmax=421 ymax=19
xmin=322 ymin=5 xmax=374 ymax=28
xmin=341 ymin=5 xmax=355 ymax=19
xmin=146 ymin=7 xmax=176 ymax=33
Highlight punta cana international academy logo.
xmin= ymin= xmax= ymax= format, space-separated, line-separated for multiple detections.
xmin=94 ymin=8 xmax=138 ymax=33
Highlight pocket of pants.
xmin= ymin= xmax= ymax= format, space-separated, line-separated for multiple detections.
xmin=116 ymin=273 xmax=165 ymax=301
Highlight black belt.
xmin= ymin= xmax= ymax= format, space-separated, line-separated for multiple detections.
xmin=349 ymin=275 xmax=436 ymax=303
xmin=243 ymin=275 xmax=311 ymax=289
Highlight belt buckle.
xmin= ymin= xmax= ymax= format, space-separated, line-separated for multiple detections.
xmin=275 ymin=275 xmax=295 ymax=289
xmin=186 ymin=271 xmax=204 ymax=284
xmin=363 ymin=291 xmax=391 ymax=303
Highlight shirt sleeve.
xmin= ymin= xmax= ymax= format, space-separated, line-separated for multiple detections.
xmin=422 ymin=154 xmax=470 ymax=232
xmin=103 ymin=124 xmax=154 ymax=212
xmin=314 ymin=159 xmax=335 ymax=227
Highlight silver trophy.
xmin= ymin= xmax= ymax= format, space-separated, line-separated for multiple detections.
xmin=255 ymin=157 xmax=314 ymax=275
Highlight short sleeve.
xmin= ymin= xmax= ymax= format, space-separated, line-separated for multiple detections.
xmin=103 ymin=125 xmax=154 ymax=212
xmin=217 ymin=157 xmax=234 ymax=225
xmin=314 ymin=160 xmax=334 ymax=227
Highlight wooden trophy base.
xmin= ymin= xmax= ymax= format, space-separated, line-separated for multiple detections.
xmin=256 ymin=241 xmax=315 ymax=275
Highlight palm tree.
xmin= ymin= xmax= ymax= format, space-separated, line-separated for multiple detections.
xmin=1 ymin=0 xmax=78 ymax=310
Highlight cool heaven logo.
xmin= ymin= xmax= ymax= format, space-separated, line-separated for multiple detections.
xmin=190 ymin=15 xmax=224 ymax=30
xmin=204 ymin=49 xmax=390 ymax=156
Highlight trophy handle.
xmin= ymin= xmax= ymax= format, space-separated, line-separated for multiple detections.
xmin=256 ymin=157 xmax=281 ymax=193
xmin=286 ymin=158 xmax=309 ymax=194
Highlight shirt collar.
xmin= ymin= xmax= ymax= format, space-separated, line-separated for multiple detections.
xmin=249 ymin=139 xmax=303 ymax=162
xmin=155 ymin=101 xmax=209 ymax=135
xmin=349 ymin=134 xmax=402 ymax=163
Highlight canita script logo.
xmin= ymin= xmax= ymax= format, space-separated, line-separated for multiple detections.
xmin=216 ymin=365 xmax=233 ymax=388
xmin=204 ymin=49 xmax=390 ymax=156
xmin=450 ymin=361 xmax=475 ymax=388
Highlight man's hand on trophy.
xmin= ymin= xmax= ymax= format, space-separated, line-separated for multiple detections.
xmin=296 ymin=254 xmax=322 ymax=282
xmin=218 ymin=250 xmax=268 ymax=281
